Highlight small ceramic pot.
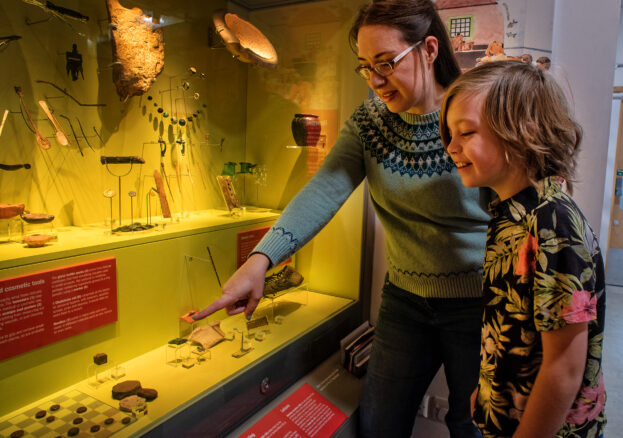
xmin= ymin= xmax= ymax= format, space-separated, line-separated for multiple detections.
xmin=291 ymin=114 xmax=321 ymax=147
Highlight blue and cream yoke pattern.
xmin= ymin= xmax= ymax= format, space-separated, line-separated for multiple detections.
xmin=254 ymin=96 xmax=491 ymax=298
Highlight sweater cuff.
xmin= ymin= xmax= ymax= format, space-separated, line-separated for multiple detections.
xmin=253 ymin=227 xmax=299 ymax=266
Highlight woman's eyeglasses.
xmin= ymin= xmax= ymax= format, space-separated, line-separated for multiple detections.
xmin=355 ymin=41 xmax=422 ymax=80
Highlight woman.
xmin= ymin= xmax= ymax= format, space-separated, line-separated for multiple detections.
xmin=191 ymin=1 xmax=489 ymax=436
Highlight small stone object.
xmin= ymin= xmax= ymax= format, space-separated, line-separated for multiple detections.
xmin=35 ymin=410 xmax=46 ymax=419
xmin=182 ymin=81 xmax=190 ymax=90
xmin=10 ymin=430 xmax=24 ymax=438
xmin=104 ymin=418 xmax=115 ymax=425
xmin=193 ymin=92 xmax=199 ymax=100
xmin=122 ymin=416 xmax=132 ymax=425
xmin=147 ymin=96 xmax=153 ymax=100
xmin=163 ymin=112 xmax=169 ymax=118
xmin=93 ymin=353 xmax=108 ymax=365
xmin=72 ymin=417 xmax=83 ymax=424
xmin=68 ymin=427 xmax=79 ymax=436
xmin=178 ymin=119 xmax=186 ymax=126
xmin=153 ymin=102 xmax=158 ymax=107
xmin=137 ymin=387 xmax=158 ymax=401
xmin=91 ymin=425 xmax=101 ymax=433
xmin=76 ymin=406 xmax=87 ymax=414
xmin=187 ymin=116 xmax=193 ymax=122
xmin=170 ymin=117 xmax=177 ymax=125
xmin=46 ymin=415 xmax=55 ymax=423
xmin=50 ymin=404 xmax=60 ymax=411
xmin=112 ymin=380 xmax=141 ymax=400
xmin=157 ymin=107 xmax=163 ymax=113
xmin=119 ymin=395 xmax=146 ymax=413
xmin=189 ymin=66 xmax=197 ymax=74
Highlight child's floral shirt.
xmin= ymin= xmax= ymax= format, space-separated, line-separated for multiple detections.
xmin=474 ymin=177 xmax=606 ymax=437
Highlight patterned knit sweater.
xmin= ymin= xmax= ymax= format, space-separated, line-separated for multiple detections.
xmin=254 ymin=97 xmax=491 ymax=298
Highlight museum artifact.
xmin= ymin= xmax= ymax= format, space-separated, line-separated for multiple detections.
xmin=39 ymin=100 xmax=69 ymax=146
xmin=137 ymin=388 xmax=158 ymax=401
xmin=105 ymin=0 xmax=165 ymax=99
xmin=212 ymin=9 xmax=278 ymax=69
xmin=76 ymin=118 xmax=94 ymax=150
xmin=14 ymin=86 xmax=51 ymax=150
xmin=119 ymin=395 xmax=146 ymax=413
xmin=216 ymin=175 xmax=241 ymax=212
xmin=232 ymin=329 xmax=253 ymax=358
xmin=153 ymin=170 xmax=172 ymax=218
xmin=22 ymin=234 xmax=54 ymax=247
xmin=100 ymin=156 xmax=145 ymax=165
xmin=0 ymin=35 xmax=21 ymax=51
xmin=189 ymin=321 xmax=227 ymax=349
xmin=65 ymin=43 xmax=84 ymax=81
xmin=1 ymin=391 xmax=134 ymax=438
xmin=291 ymin=114 xmax=321 ymax=146
xmin=93 ymin=353 xmax=108 ymax=365
xmin=0 ymin=163 xmax=31 ymax=171
xmin=22 ymin=0 xmax=89 ymax=23
xmin=20 ymin=212 xmax=54 ymax=224
xmin=263 ymin=265 xmax=304 ymax=296
xmin=36 ymin=80 xmax=105 ymax=107
xmin=58 ymin=114 xmax=83 ymax=155
xmin=156 ymin=137 xmax=174 ymax=199
xmin=0 ymin=109 xmax=8 ymax=137
xmin=0 ymin=203 xmax=25 ymax=219
xmin=221 ymin=161 xmax=236 ymax=177
xmin=112 ymin=380 xmax=141 ymax=400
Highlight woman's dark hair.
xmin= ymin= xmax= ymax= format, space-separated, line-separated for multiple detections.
xmin=349 ymin=0 xmax=460 ymax=88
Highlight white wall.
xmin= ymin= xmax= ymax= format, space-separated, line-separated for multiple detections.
xmin=552 ymin=0 xmax=620 ymax=243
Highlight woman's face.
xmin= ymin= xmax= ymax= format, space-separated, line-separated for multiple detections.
xmin=357 ymin=25 xmax=435 ymax=114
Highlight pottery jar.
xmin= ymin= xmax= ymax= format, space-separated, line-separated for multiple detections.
xmin=291 ymin=114 xmax=321 ymax=147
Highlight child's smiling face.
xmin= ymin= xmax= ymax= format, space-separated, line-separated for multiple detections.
xmin=445 ymin=91 xmax=529 ymax=200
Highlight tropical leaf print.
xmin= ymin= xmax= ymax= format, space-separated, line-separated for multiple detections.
xmin=474 ymin=178 xmax=606 ymax=437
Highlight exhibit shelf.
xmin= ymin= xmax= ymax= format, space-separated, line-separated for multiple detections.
xmin=0 ymin=208 xmax=280 ymax=270
xmin=0 ymin=291 xmax=355 ymax=437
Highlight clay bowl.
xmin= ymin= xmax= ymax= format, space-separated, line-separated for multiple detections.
xmin=0 ymin=203 xmax=25 ymax=219
xmin=212 ymin=9 xmax=278 ymax=69
xmin=23 ymin=234 xmax=54 ymax=248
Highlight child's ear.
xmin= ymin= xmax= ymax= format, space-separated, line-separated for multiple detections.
xmin=423 ymin=36 xmax=439 ymax=64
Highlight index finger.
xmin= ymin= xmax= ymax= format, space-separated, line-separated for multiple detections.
xmin=196 ymin=294 xmax=245 ymax=319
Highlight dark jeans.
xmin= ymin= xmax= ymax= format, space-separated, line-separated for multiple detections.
xmin=359 ymin=278 xmax=483 ymax=438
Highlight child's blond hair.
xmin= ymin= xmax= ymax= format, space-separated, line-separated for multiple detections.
xmin=439 ymin=61 xmax=582 ymax=193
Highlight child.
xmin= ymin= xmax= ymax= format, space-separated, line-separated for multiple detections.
xmin=439 ymin=61 xmax=606 ymax=438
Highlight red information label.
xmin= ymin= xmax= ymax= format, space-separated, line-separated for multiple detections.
xmin=237 ymin=227 xmax=270 ymax=268
xmin=237 ymin=227 xmax=291 ymax=268
xmin=238 ymin=383 xmax=347 ymax=438
xmin=0 ymin=258 xmax=117 ymax=361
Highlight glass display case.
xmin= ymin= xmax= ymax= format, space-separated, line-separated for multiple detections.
xmin=0 ymin=0 xmax=371 ymax=436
